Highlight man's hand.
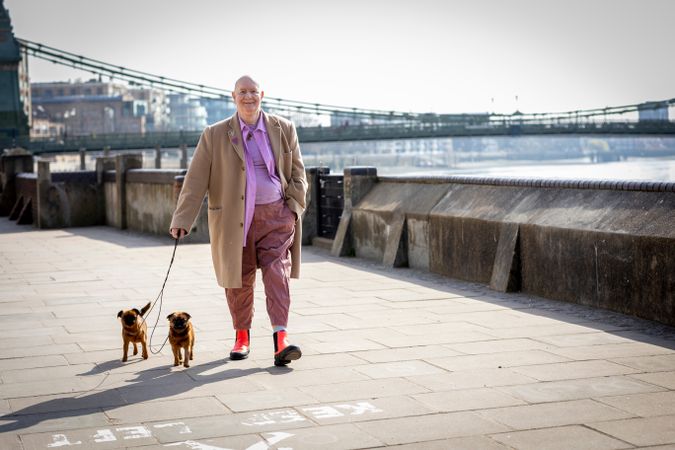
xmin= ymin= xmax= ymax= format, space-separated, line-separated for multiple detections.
xmin=170 ymin=228 xmax=187 ymax=240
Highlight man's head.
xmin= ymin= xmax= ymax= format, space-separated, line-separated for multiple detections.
xmin=232 ymin=75 xmax=264 ymax=124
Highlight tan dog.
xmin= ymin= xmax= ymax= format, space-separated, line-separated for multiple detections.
xmin=167 ymin=312 xmax=195 ymax=368
xmin=117 ymin=302 xmax=151 ymax=362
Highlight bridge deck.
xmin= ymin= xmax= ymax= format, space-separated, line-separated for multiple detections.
xmin=1 ymin=219 xmax=674 ymax=449
xmin=4 ymin=121 xmax=675 ymax=154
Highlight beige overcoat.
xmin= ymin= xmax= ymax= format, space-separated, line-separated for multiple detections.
xmin=170 ymin=112 xmax=308 ymax=288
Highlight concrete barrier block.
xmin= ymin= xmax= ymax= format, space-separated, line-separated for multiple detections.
xmin=350 ymin=181 xmax=449 ymax=268
xmin=489 ymin=222 xmax=521 ymax=292
xmin=0 ymin=153 xmax=33 ymax=216
xmin=407 ymin=217 xmax=431 ymax=270
xmin=115 ymin=154 xmax=142 ymax=229
xmin=382 ymin=214 xmax=408 ymax=268
xmin=331 ymin=209 xmax=353 ymax=257
xmin=429 ymin=215 xmax=501 ymax=284
xmin=332 ymin=167 xmax=377 ymax=257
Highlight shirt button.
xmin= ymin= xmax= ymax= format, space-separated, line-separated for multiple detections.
xmin=241 ymin=166 xmax=245 ymax=171
xmin=241 ymin=195 xmax=244 ymax=200
xmin=239 ymin=222 xmax=243 ymax=227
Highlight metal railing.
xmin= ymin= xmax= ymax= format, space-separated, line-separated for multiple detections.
xmin=5 ymin=121 xmax=675 ymax=154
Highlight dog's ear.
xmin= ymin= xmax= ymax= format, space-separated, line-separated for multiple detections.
xmin=132 ymin=308 xmax=141 ymax=316
xmin=117 ymin=310 xmax=123 ymax=318
xmin=140 ymin=302 xmax=151 ymax=316
xmin=185 ymin=313 xmax=191 ymax=320
xmin=167 ymin=313 xmax=175 ymax=320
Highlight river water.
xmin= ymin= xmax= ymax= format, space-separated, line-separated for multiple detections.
xmin=43 ymin=135 xmax=675 ymax=182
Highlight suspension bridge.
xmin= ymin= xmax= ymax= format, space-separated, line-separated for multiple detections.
xmin=5 ymin=38 xmax=675 ymax=153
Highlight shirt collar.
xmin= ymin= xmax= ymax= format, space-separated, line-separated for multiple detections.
xmin=239 ymin=112 xmax=266 ymax=135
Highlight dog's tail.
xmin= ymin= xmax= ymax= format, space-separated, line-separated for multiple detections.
xmin=139 ymin=302 xmax=151 ymax=317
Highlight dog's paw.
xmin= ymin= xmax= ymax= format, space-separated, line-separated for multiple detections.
xmin=142 ymin=354 xmax=148 ymax=360
xmin=184 ymin=363 xmax=190 ymax=368
xmin=173 ymin=361 xmax=179 ymax=366
xmin=122 ymin=357 xmax=128 ymax=362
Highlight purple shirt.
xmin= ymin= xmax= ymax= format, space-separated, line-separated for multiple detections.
xmin=240 ymin=113 xmax=283 ymax=246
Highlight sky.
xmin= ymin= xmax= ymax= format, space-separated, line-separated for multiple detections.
xmin=6 ymin=0 xmax=675 ymax=115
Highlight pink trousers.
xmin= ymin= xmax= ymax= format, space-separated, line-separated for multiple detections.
xmin=225 ymin=198 xmax=295 ymax=330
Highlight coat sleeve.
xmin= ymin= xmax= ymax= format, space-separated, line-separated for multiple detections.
xmin=170 ymin=127 xmax=212 ymax=233
xmin=283 ymin=122 xmax=308 ymax=219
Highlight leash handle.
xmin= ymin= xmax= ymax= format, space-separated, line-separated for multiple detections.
xmin=142 ymin=237 xmax=180 ymax=355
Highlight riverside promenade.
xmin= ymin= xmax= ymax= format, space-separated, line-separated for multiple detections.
xmin=1 ymin=218 xmax=675 ymax=450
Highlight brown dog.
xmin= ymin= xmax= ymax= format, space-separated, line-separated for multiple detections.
xmin=167 ymin=312 xmax=195 ymax=368
xmin=117 ymin=302 xmax=151 ymax=362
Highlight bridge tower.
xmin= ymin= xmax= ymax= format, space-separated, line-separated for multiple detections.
xmin=0 ymin=0 xmax=30 ymax=140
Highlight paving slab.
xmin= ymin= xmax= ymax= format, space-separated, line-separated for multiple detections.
xmin=478 ymin=399 xmax=634 ymax=430
xmin=412 ymin=387 xmax=525 ymax=412
xmin=489 ymin=425 xmax=630 ymax=450
xmin=595 ymin=391 xmax=675 ymax=417
xmin=589 ymin=415 xmax=675 ymax=447
xmin=383 ymin=435 xmax=510 ymax=449
xmin=354 ymin=411 xmax=509 ymax=445
xmin=629 ymin=371 xmax=675 ymax=389
xmin=297 ymin=378 xmax=429 ymax=403
xmin=497 ymin=375 xmax=665 ymax=403
xmin=1 ymin=219 xmax=675 ymax=449
xmin=407 ymin=367 xmax=537 ymax=391
xmin=352 ymin=344 xmax=461 ymax=363
xmin=509 ymin=359 xmax=641 ymax=381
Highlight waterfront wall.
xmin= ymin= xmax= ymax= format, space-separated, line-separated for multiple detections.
xmin=334 ymin=172 xmax=675 ymax=326
xmin=99 ymin=155 xmax=209 ymax=242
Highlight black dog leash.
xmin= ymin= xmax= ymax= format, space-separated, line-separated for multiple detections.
xmin=142 ymin=237 xmax=179 ymax=355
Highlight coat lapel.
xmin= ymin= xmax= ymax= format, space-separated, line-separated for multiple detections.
xmin=263 ymin=112 xmax=282 ymax=172
xmin=226 ymin=113 xmax=244 ymax=161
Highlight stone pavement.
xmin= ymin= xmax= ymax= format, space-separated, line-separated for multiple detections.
xmin=1 ymin=218 xmax=675 ymax=450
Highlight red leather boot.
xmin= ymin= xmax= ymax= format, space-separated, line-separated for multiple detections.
xmin=230 ymin=329 xmax=250 ymax=360
xmin=273 ymin=330 xmax=301 ymax=366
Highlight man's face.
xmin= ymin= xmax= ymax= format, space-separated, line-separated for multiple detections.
xmin=232 ymin=78 xmax=264 ymax=119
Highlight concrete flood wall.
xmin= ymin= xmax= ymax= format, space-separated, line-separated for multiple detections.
xmin=103 ymin=174 xmax=117 ymax=227
xmin=123 ymin=169 xmax=209 ymax=242
xmin=126 ymin=170 xmax=179 ymax=234
xmin=345 ymin=174 xmax=675 ymax=326
xmin=1 ymin=153 xmax=209 ymax=241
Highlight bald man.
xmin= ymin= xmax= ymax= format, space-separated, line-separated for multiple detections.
xmin=170 ymin=76 xmax=307 ymax=366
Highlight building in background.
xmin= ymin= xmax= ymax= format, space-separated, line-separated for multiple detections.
xmin=638 ymin=101 xmax=669 ymax=122
xmin=200 ymin=97 xmax=236 ymax=125
xmin=129 ymin=87 xmax=170 ymax=132
xmin=168 ymin=94 xmax=207 ymax=131
xmin=32 ymin=80 xmax=143 ymax=136
xmin=0 ymin=0 xmax=30 ymax=139
xmin=31 ymin=80 xmax=171 ymax=136
xmin=30 ymin=105 xmax=64 ymax=138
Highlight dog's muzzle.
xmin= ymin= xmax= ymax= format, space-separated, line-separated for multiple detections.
xmin=123 ymin=316 xmax=137 ymax=326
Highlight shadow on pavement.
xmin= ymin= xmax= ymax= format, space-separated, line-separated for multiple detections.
xmin=0 ymin=358 xmax=285 ymax=433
